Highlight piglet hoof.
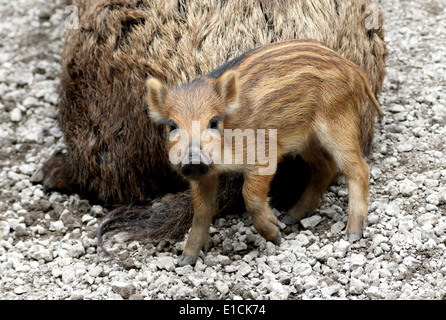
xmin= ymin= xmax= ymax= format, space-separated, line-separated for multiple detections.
xmin=270 ymin=233 xmax=282 ymax=246
xmin=343 ymin=233 xmax=361 ymax=243
xmin=344 ymin=218 xmax=367 ymax=243
xmin=177 ymin=256 xmax=197 ymax=267
xmin=281 ymin=215 xmax=299 ymax=225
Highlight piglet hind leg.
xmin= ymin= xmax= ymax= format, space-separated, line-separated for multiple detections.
xmin=315 ymin=121 xmax=370 ymax=243
xmin=178 ymin=177 xmax=218 ymax=266
xmin=243 ymin=172 xmax=281 ymax=246
xmin=342 ymin=156 xmax=370 ymax=242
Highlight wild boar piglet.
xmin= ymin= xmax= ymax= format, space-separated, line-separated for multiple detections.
xmin=147 ymin=39 xmax=383 ymax=266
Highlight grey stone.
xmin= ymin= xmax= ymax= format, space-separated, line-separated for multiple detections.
xmin=156 ymin=256 xmax=176 ymax=272
xmin=334 ymin=239 xmax=350 ymax=258
xmin=399 ymin=179 xmax=418 ymax=196
xmin=215 ymin=281 xmax=229 ymax=295
xmin=10 ymin=108 xmax=22 ymax=122
xmin=370 ymin=167 xmax=382 ymax=180
xmin=300 ymin=215 xmax=323 ymax=229
xmin=88 ymin=265 xmax=103 ymax=277
xmin=31 ymin=247 xmax=53 ymax=262
xmin=350 ymin=253 xmax=367 ymax=267
xmin=313 ymin=244 xmax=333 ymax=262
xmin=267 ymin=281 xmax=289 ymax=300
xmin=237 ymin=262 xmax=252 ymax=277
xmin=349 ymin=278 xmax=365 ymax=295
xmin=0 ymin=221 xmax=10 ymax=240
xmin=385 ymin=202 xmax=401 ymax=216
xmin=62 ymin=268 xmax=76 ymax=284
xmin=372 ymin=234 xmax=388 ymax=248
xmin=67 ymin=241 xmax=86 ymax=258
xmin=426 ymin=193 xmax=440 ymax=205
xmin=330 ymin=221 xmax=345 ymax=234
xmin=112 ymin=281 xmax=136 ymax=299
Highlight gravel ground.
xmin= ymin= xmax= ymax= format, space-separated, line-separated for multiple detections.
xmin=0 ymin=0 xmax=445 ymax=300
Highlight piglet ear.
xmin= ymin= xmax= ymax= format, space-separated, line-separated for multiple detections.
xmin=146 ymin=77 xmax=169 ymax=122
xmin=214 ymin=70 xmax=240 ymax=115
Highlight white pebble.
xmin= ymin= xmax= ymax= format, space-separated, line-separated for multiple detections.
xmin=426 ymin=193 xmax=440 ymax=205
xmin=303 ymin=275 xmax=318 ymax=290
xmin=31 ymin=247 xmax=53 ymax=262
xmin=424 ymin=179 xmax=439 ymax=188
xmin=372 ymin=234 xmax=388 ymax=248
xmin=215 ymin=281 xmax=229 ymax=295
xmin=370 ymin=167 xmax=382 ymax=180
xmin=14 ymin=286 xmax=28 ymax=295
xmin=350 ymin=253 xmax=367 ymax=267
xmin=19 ymin=164 xmax=35 ymax=175
xmin=334 ymin=239 xmax=350 ymax=258
xmin=67 ymin=241 xmax=86 ymax=258
xmin=349 ymin=278 xmax=364 ymax=295
xmin=10 ymin=108 xmax=22 ymax=122
xmin=88 ymin=265 xmax=103 ymax=277
xmin=237 ymin=262 xmax=251 ymax=276
xmin=91 ymin=205 xmax=103 ymax=215
xmin=267 ymin=281 xmax=289 ymax=300
xmin=399 ymin=179 xmax=418 ymax=196
xmin=300 ymin=215 xmax=323 ymax=229
xmin=0 ymin=221 xmax=11 ymax=239
xmin=62 ymin=268 xmax=76 ymax=284
xmin=313 ymin=243 xmax=333 ymax=262
xmin=330 ymin=221 xmax=345 ymax=234
xmin=293 ymin=262 xmax=312 ymax=276
xmin=156 ymin=256 xmax=176 ymax=272
xmin=385 ymin=202 xmax=401 ymax=216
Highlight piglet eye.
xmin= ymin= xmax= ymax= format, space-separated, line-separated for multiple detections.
xmin=160 ymin=119 xmax=178 ymax=133
xmin=208 ymin=115 xmax=223 ymax=130
xmin=168 ymin=122 xmax=178 ymax=133
xmin=209 ymin=119 xmax=219 ymax=130
xmin=157 ymin=118 xmax=179 ymax=135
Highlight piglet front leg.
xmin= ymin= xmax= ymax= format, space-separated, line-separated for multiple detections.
xmin=243 ymin=171 xmax=281 ymax=246
xmin=178 ymin=177 xmax=218 ymax=266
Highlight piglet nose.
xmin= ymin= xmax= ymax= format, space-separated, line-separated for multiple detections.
xmin=180 ymin=162 xmax=209 ymax=179
xmin=180 ymin=147 xmax=210 ymax=179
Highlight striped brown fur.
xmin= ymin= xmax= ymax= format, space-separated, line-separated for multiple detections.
xmin=147 ymin=39 xmax=383 ymax=266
